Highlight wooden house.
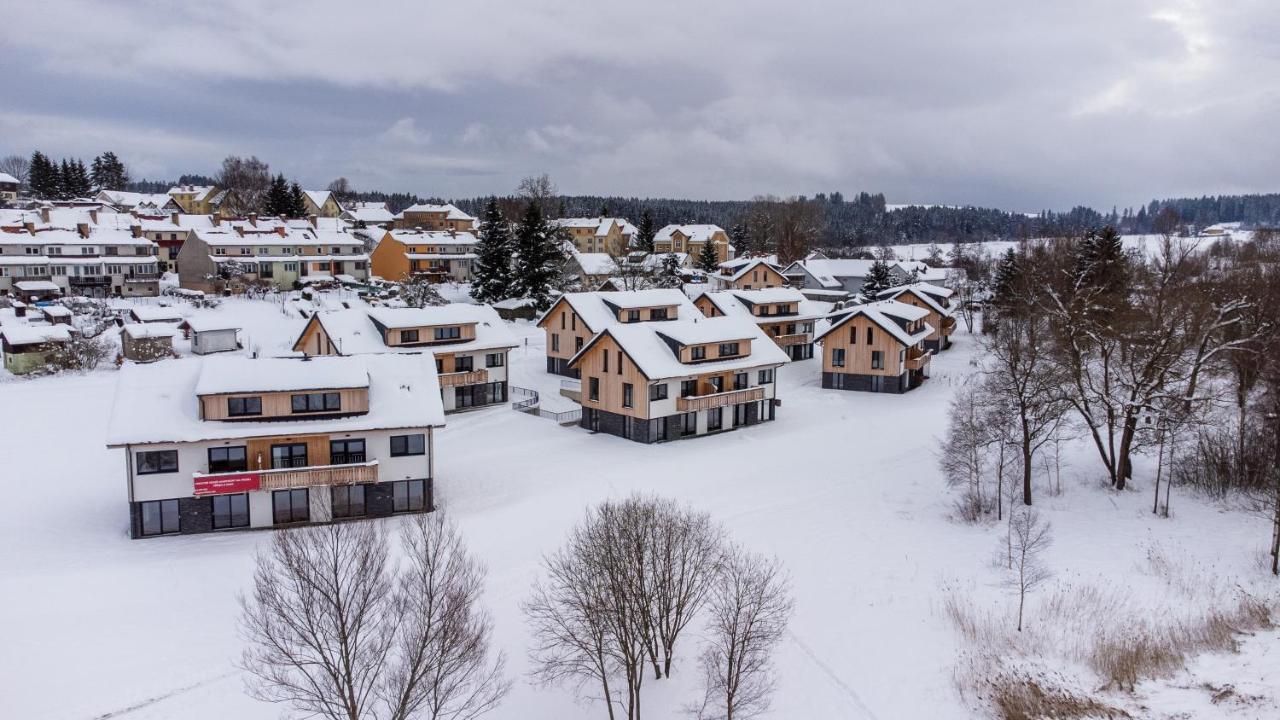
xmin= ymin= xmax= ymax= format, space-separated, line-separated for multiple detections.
xmin=693 ymin=288 xmax=824 ymax=360
xmin=535 ymin=289 xmax=701 ymax=377
xmin=707 ymin=257 xmax=787 ymax=291
xmin=814 ymin=300 xmax=933 ymax=393
xmin=875 ymin=282 xmax=956 ymax=351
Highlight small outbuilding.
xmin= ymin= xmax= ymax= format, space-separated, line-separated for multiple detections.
xmin=129 ymin=305 xmax=184 ymax=324
xmin=178 ymin=317 xmax=240 ymax=355
xmin=120 ymin=323 xmax=176 ymax=363
xmin=492 ymin=296 xmax=538 ymax=321
xmin=1 ymin=325 xmax=73 ymax=375
xmin=13 ymin=280 xmax=62 ymax=303
xmin=40 ymin=305 xmax=73 ymax=325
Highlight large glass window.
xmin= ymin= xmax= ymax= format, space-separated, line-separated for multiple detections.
xmin=680 ymin=380 xmax=697 ymax=397
xmin=683 ymin=411 xmax=700 ymax=435
xmin=271 ymin=443 xmax=308 ymax=469
xmin=588 ymin=377 xmax=599 ymax=402
xmin=136 ymin=450 xmax=178 ymax=475
xmin=227 ymin=396 xmax=262 ymax=417
xmin=329 ymin=438 xmax=366 ymax=464
xmin=434 ymin=326 xmax=461 ymax=341
xmin=393 ymin=479 xmax=427 ymax=513
xmin=390 ymin=434 xmax=425 ymax=457
xmin=485 ymin=352 xmax=505 ymax=367
xmin=212 ymin=493 xmax=249 ymax=529
xmin=871 ymin=351 xmax=884 ymax=370
xmin=400 ymin=329 xmax=419 ymax=343
xmin=832 ymin=348 xmax=846 ymax=368
xmin=140 ymin=499 xmax=180 ymax=536
xmin=454 ymin=356 xmax=474 ymax=372
xmin=208 ymin=446 xmax=248 ymax=473
xmin=649 ymin=383 xmax=668 ymax=401
xmin=707 ymin=407 xmax=723 ymax=431
xmin=331 ymin=485 xmax=366 ymax=519
xmin=758 ymin=369 xmax=775 ymax=384
xmin=291 ymin=392 xmax=341 ymax=413
xmin=272 ymin=489 xmax=310 ymax=524
xmin=733 ymin=373 xmax=748 ymax=390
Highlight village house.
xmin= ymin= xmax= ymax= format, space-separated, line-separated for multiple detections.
xmin=567 ymin=316 xmax=789 ymax=443
xmin=536 ymin=289 xmax=701 ymax=376
xmin=653 ymin=224 xmax=735 ymax=264
xmin=0 ymin=325 xmax=72 ymax=375
xmin=167 ymin=185 xmax=234 ymax=215
xmin=781 ymin=257 xmax=947 ymax=297
xmin=707 ymin=257 xmax=788 ymax=291
xmin=693 ymin=288 xmax=824 ymax=360
xmin=368 ymin=229 xmax=478 ymax=283
xmin=105 ymin=354 xmax=445 ymax=538
xmin=814 ymin=300 xmax=933 ymax=393
xmin=566 ymin=249 xmax=618 ymax=289
xmin=95 ymin=190 xmax=181 ymax=214
xmin=292 ymin=304 xmax=517 ymax=413
xmin=1 ymin=172 xmax=21 ymax=204
xmin=0 ymin=225 xmax=161 ymax=298
xmin=552 ymin=217 xmax=637 ymax=255
xmin=302 ymin=190 xmax=343 ymax=218
xmin=341 ymin=202 xmax=396 ymax=228
xmin=875 ymin=282 xmax=957 ymax=352
xmin=120 ymin=323 xmax=176 ymax=363
xmin=175 ymin=227 xmax=368 ymax=292
xmin=179 ymin=317 xmax=241 ymax=355
xmin=393 ymin=203 xmax=478 ymax=233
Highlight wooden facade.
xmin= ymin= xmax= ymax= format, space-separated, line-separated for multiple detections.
xmin=199 ymin=387 xmax=370 ymax=421
xmin=891 ymin=288 xmax=953 ymax=348
xmin=576 ymin=334 xmax=652 ymax=419
xmin=821 ymin=315 xmax=908 ymax=376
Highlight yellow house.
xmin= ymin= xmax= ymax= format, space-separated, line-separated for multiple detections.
xmin=394 ymin=204 xmax=478 ymax=233
xmin=166 ymin=185 xmax=232 ymax=215
xmin=553 ymin=217 xmax=636 ymax=255
xmin=368 ymin=229 xmax=478 ymax=283
xmin=653 ymin=224 xmax=734 ymax=264
xmin=302 ymin=190 xmax=343 ymax=218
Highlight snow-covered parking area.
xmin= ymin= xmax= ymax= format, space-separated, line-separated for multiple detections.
xmin=1 ymin=301 xmax=1275 ymax=719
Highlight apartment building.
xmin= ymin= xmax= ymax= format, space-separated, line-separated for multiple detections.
xmin=568 ymin=316 xmax=789 ymax=443
xmin=707 ymin=257 xmax=788 ymax=290
xmin=536 ymin=289 xmax=701 ymax=376
xmin=292 ymin=304 xmax=517 ymax=413
xmin=167 ymin=185 xmax=234 ymax=215
xmin=653 ymin=224 xmax=734 ymax=264
xmin=552 ymin=217 xmax=638 ymax=255
xmin=0 ymin=226 xmax=160 ymax=298
xmin=875 ymin=282 xmax=957 ymax=351
xmin=394 ymin=204 xmax=477 ymax=233
xmin=368 ymin=229 xmax=477 ymax=283
xmin=175 ymin=227 xmax=369 ymax=292
xmin=814 ymin=300 xmax=933 ymax=393
xmin=693 ymin=288 xmax=824 ymax=360
xmin=106 ymin=354 xmax=445 ymax=538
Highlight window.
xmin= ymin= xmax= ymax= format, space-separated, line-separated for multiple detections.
xmin=291 ymin=392 xmax=341 ymax=413
xmin=488 ymin=381 xmax=507 ymax=402
xmin=616 ymin=351 xmax=623 ymax=375
xmin=866 ymin=327 xmax=874 ymax=345
xmin=259 ymin=263 xmax=273 ymax=278
xmin=832 ymin=348 xmax=846 ymax=368
xmin=393 ymin=479 xmax=427 ymax=512
xmin=560 ymin=313 xmax=566 ymax=329
xmin=485 ymin=352 xmax=504 ymax=367
xmin=331 ymin=485 xmax=366 ymax=518
xmin=400 ymin=329 xmax=420 ymax=343
xmin=330 ymin=438 xmax=366 ymax=464
xmin=212 ymin=493 xmax=249 ymax=529
xmin=140 ymin=499 xmax=180 ymax=536
xmin=136 ymin=450 xmax=178 ymax=475
xmin=680 ymin=380 xmax=697 ymax=397
xmin=709 ymin=376 xmax=724 ymax=393
xmin=571 ymin=313 xmax=576 ymax=331
xmin=454 ymin=356 xmax=474 ymax=372
xmin=650 ymin=383 xmax=668 ymax=401
xmin=271 ymin=443 xmax=308 ymax=469
xmin=208 ymin=446 xmax=248 ymax=473
xmin=707 ymin=407 xmax=723 ymax=431
xmin=651 ymin=308 xmax=668 ymax=320
xmin=691 ymin=345 xmax=706 ymax=361
xmin=758 ymin=369 xmax=775 ymax=384
xmin=272 ymin=489 xmax=310 ymax=524
xmin=391 ymin=434 xmax=426 ymax=456
xmin=227 ymin=396 xmax=261 ymax=417
xmin=682 ymin=412 xmax=698 ymax=436
xmin=623 ymin=383 xmax=634 ymax=408
xmin=589 ymin=377 xmax=600 ymax=402
xmin=734 ymin=373 xmax=748 ymax=390
xmin=106 ymin=264 xmax=123 ymax=275
xmin=603 ymin=351 xmax=609 ymax=373
xmin=871 ymin=351 xmax=884 ymax=370
xmin=434 ymin=326 xmax=461 ymax=341
xmin=105 ymin=246 xmax=118 ymax=256
xmin=575 ymin=336 xmax=584 ymax=352
xmin=718 ymin=342 xmax=740 ymax=357
xmin=455 ymin=385 xmax=475 ymax=409
xmin=435 ymin=357 xmax=444 ymax=374
xmin=627 ymin=309 xmax=640 ymax=323
xmin=551 ymin=334 xmax=560 ymax=352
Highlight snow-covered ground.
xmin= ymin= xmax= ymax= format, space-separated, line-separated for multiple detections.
xmin=1 ymin=296 xmax=1276 ymax=719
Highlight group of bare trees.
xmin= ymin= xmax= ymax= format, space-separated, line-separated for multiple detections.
xmin=524 ymin=495 xmax=792 ymax=720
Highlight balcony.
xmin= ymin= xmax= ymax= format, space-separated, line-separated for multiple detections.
xmin=69 ymin=276 xmax=110 ymax=286
xmin=677 ymin=385 xmax=765 ymax=412
xmin=772 ymin=333 xmax=810 ymax=347
xmin=438 ymin=368 xmax=488 ymax=388
xmin=940 ymin=316 xmax=957 ymax=335
xmin=904 ymin=349 xmax=932 ymax=371
xmin=126 ymin=273 xmax=161 ymax=281
xmin=192 ymin=460 xmax=379 ymax=495
xmin=559 ymin=377 xmax=581 ymax=402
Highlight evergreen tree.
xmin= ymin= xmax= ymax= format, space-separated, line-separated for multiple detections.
xmin=90 ymin=151 xmax=129 ymax=190
xmin=696 ymin=240 xmax=719 ymax=273
xmin=288 ymin=182 xmax=308 ymax=217
xmin=68 ymin=159 xmax=92 ymax=197
xmin=510 ymin=202 xmax=567 ymax=311
xmin=653 ymin=253 xmax=683 ymax=288
xmin=471 ymin=197 xmax=515 ymax=303
xmin=636 ymin=209 xmax=655 ymax=253
xmin=1072 ymin=226 xmax=1130 ymax=321
xmin=859 ymin=260 xmax=894 ymax=303
xmin=991 ymin=249 xmax=1022 ymax=309
xmin=28 ymin=151 xmax=59 ymax=199
xmin=264 ymin=174 xmax=292 ymax=216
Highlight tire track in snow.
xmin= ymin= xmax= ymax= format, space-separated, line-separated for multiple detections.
xmin=789 ymin=631 xmax=881 ymax=720
xmin=89 ymin=671 xmax=238 ymax=719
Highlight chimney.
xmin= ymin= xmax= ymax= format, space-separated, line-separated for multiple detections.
xmin=308 ymin=213 xmax=318 ymax=228
xmin=234 ymin=225 xmax=245 ymax=237
xmin=89 ymin=209 xmax=98 ymax=224
xmin=77 ymin=222 xmax=90 ymax=239
xmin=170 ymin=211 xmax=180 ymax=226
xmin=249 ymin=212 xmax=258 ymax=227
xmin=23 ymin=220 xmax=35 ymax=234
xmin=275 ymin=226 xmax=287 ymax=237
xmin=130 ymin=224 xmax=142 ymax=239
xmin=212 ymin=215 xmax=220 ymax=227
xmin=40 ymin=207 xmax=50 ymax=223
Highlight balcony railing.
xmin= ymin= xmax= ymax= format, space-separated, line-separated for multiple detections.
xmin=438 ymin=368 xmax=488 ymax=387
xmin=904 ymin=353 xmax=931 ymax=371
xmin=941 ymin=316 xmax=957 ymax=335
xmin=126 ymin=273 xmax=161 ymax=281
xmin=772 ymin=333 xmax=810 ymax=347
xmin=193 ymin=461 xmax=379 ymax=493
xmin=677 ymin=386 xmax=765 ymax=412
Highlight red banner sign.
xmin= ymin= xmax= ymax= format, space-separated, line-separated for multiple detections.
xmin=194 ymin=473 xmax=262 ymax=496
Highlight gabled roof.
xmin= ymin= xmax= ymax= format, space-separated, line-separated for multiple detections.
xmin=570 ymin=250 xmax=618 ymax=276
xmin=719 ymin=257 xmax=783 ymax=282
xmin=297 ymin=305 xmax=518 ymax=356
xmin=694 ymin=289 xmax=826 ymax=323
xmin=303 ymin=190 xmax=333 ymax=209
xmin=384 ymin=229 xmax=478 ymax=247
xmin=130 ymin=306 xmax=185 ymax=322
xmin=655 ymin=224 xmax=726 ymax=244
xmin=876 ymin=282 xmax=954 ymax=316
xmin=815 ymin=300 xmax=933 ymax=347
xmin=535 ymin=289 xmax=700 ymax=333
xmin=568 ymin=317 xmax=789 ymax=380
xmin=397 ymin=203 xmax=477 ymax=222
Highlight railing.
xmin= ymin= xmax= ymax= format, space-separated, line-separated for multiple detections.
xmin=904 ymin=352 xmax=931 ymax=371
xmin=330 ymin=452 xmax=366 ymax=465
xmin=772 ymin=333 xmax=809 ymax=347
xmin=560 ymin=378 xmax=582 ymax=392
xmin=677 ymin=386 xmax=765 ymax=412
xmin=941 ymin=316 xmax=957 ymax=335
xmin=272 ymin=456 xmax=310 ymax=469
xmin=126 ymin=273 xmax=162 ymax=281
xmin=69 ymin=277 xmax=111 ymax=286
xmin=438 ymin=369 xmax=488 ymax=387
xmin=510 ymin=385 xmax=582 ymax=425
xmin=193 ymin=461 xmax=379 ymax=492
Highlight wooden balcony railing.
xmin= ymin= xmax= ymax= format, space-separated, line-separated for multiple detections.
xmin=772 ymin=333 xmax=809 ymax=347
xmin=940 ymin=316 xmax=957 ymax=335
xmin=438 ymin=369 xmax=488 ymax=387
xmin=904 ymin=349 xmax=932 ymax=371
xmin=192 ymin=461 xmax=379 ymax=494
xmin=677 ymin=386 xmax=765 ymax=412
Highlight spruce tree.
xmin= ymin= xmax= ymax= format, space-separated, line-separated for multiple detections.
xmin=264 ymin=175 xmax=291 ymax=216
xmin=28 ymin=151 xmax=58 ymax=199
xmin=636 ymin=209 xmax=655 ymax=253
xmin=653 ymin=253 xmax=683 ymax=289
xmin=91 ymin=151 xmax=129 ymax=190
xmin=58 ymin=159 xmax=73 ymax=199
xmin=471 ymin=197 xmax=514 ymax=303
xmin=288 ymin=182 xmax=308 ymax=217
xmin=859 ymin=260 xmax=893 ymax=303
xmin=696 ymin=240 xmax=719 ymax=273
xmin=510 ymin=201 xmax=566 ymax=311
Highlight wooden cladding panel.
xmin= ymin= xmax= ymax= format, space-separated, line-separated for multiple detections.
xmin=200 ymin=387 xmax=369 ymax=421
xmin=385 ymin=323 xmax=476 ymax=347
xmin=694 ymin=296 xmax=722 ymax=318
xmin=542 ymin=302 xmax=593 ymax=360
xmin=822 ymin=315 xmax=906 ymax=376
xmin=245 ymin=433 xmax=332 ymax=471
xmin=897 ymin=290 xmax=944 ymax=341
xmin=677 ymin=338 xmax=753 ymax=363
xmin=577 ymin=335 xmax=650 ymax=418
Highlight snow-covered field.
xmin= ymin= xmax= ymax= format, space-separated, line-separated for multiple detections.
xmin=2 ymin=296 xmax=1276 ymax=719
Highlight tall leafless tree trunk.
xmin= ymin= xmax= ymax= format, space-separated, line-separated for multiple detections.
xmin=1002 ymin=509 xmax=1052 ymax=632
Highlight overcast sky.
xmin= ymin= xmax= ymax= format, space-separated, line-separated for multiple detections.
xmin=2 ymin=1 xmax=1276 ymax=211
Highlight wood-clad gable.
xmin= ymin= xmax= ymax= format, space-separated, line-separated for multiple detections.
xmin=199 ymin=387 xmax=370 ymax=421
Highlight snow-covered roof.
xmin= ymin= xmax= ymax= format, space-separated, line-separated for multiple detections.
xmin=308 ymin=305 xmax=518 ymax=356
xmin=130 ymin=306 xmax=185 ymax=322
xmin=696 ymin=289 xmax=827 ymax=323
xmin=97 ymin=190 xmax=175 ymax=209
xmin=655 ymin=224 xmax=726 ymax=244
xmin=167 ymin=185 xmax=218 ymax=201
xmin=40 ymin=305 xmax=72 ymax=318
xmin=303 ymin=190 xmax=332 ymax=209
xmin=0 ymin=227 xmax=154 ymax=247
xmin=552 ymin=217 xmax=634 ymax=237
xmin=536 ymin=289 xmax=702 ymax=333
xmin=179 ymin=316 xmax=239 ymax=333
xmin=397 ymin=203 xmax=477 ymax=222
xmin=14 ymin=280 xmax=60 ymax=292
xmin=571 ymin=251 xmax=618 ymax=276
xmin=815 ymin=300 xmax=933 ymax=347
xmin=345 ymin=207 xmax=396 ymax=223
xmin=571 ymin=317 xmax=789 ymax=380
xmin=122 ymin=323 xmax=176 ymax=339
xmin=876 ymin=282 xmax=954 ymax=316
xmin=718 ymin=257 xmax=782 ymax=282
xmin=105 ymin=354 xmax=445 ymax=447
xmin=719 ymin=254 xmax=777 ymax=272
xmin=0 ymin=325 xmax=72 ymax=345
xmin=385 ymin=229 xmax=478 ymax=247
xmin=0 ymin=172 xmax=18 ymax=184
xmin=782 ymin=258 xmax=878 ymax=288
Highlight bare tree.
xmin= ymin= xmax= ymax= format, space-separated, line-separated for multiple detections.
xmin=1001 ymin=508 xmax=1052 ymax=632
xmin=517 ymin=174 xmax=557 ymax=214
xmin=216 ymin=155 xmax=272 ymax=214
xmin=240 ymin=517 xmax=508 ymax=720
xmin=1 ymin=154 xmax=30 ymax=187
xmin=770 ymin=197 xmax=822 ymax=265
xmin=328 ymin=177 xmax=354 ymax=203
xmin=640 ymin=499 xmax=723 ymax=677
xmin=47 ymin=332 xmax=111 ymax=372
xmin=939 ymin=382 xmax=996 ymax=522
xmin=399 ymin=275 xmax=448 ymax=307
xmin=694 ymin=546 xmax=793 ymax=720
